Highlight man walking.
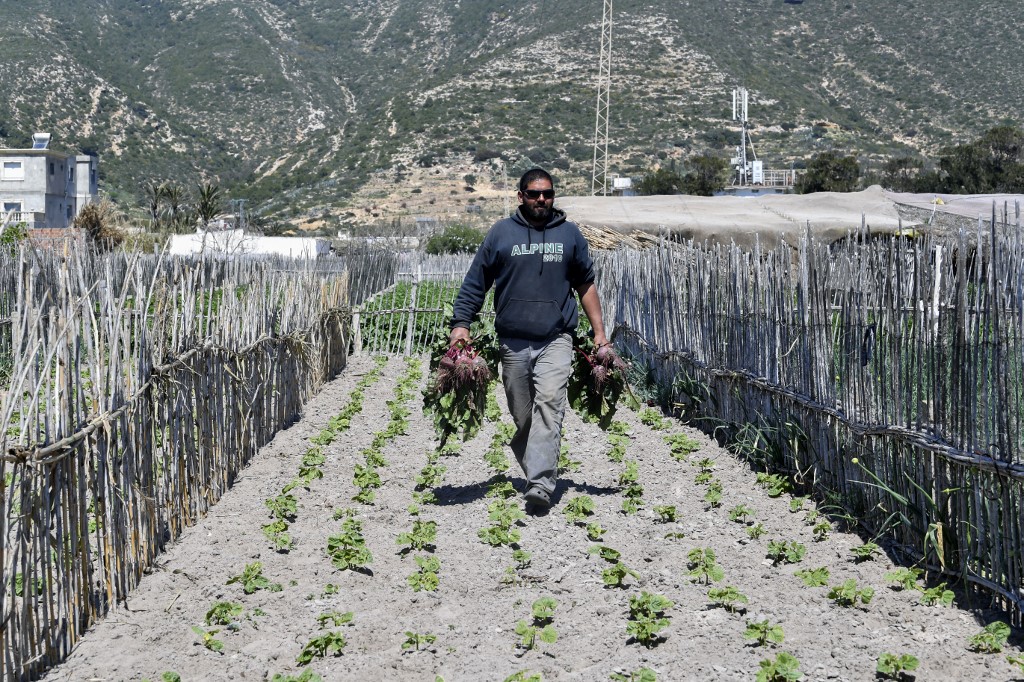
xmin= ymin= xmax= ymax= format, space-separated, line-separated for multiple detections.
xmin=450 ymin=168 xmax=609 ymax=509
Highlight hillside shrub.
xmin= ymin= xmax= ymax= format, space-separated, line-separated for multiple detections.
xmin=425 ymin=224 xmax=484 ymax=255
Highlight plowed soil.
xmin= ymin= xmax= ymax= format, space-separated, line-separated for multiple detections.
xmin=42 ymin=356 xmax=1021 ymax=682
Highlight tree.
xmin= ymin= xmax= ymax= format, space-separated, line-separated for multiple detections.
xmin=795 ymin=152 xmax=860 ymax=194
xmin=880 ymin=157 xmax=924 ymax=192
xmin=425 ymin=224 xmax=484 ymax=254
xmin=681 ymin=154 xmax=728 ymax=196
xmin=637 ymin=168 xmax=685 ymax=195
xmin=144 ymin=180 xmax=166 ymax=227
xmin=75 ymin=198 xmax=125 ymax=252
xmin=196 ymin=182 xmax=224 ymax=228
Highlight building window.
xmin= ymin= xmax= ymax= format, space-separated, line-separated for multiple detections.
xmin=3 ymin=201 xmax=22 ymax=213
xmin=2 ymin=161 xmax=24 ymax=181
xmin=50 ymin=162 xmax=55 ymax=175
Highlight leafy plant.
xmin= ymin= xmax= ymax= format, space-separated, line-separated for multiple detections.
xmin=755 ymin=473 xmax=792 ymax=497
xmin=687 ymin=548 xmax=724 ymax=584
xmin=638 ymin=408 xmax=669 ymax=429
xmin=265 ymin=493 xmax=298 ymax=520
xmin=610 ymin=668 xmax=657 ymax=682
xmin=626 ymin=592 xmax=673 ymax=647
xmin=603 ymin=562 xmax=641 ymax=588
xmin=423 ymin=336 xmax=498 ymax=446
xmin=694 ymin=471 xmax=714 ymax=485
xmin=397 ymin=520 xmax=438 ymax=552
xmin=297 ymin=632 xmax=347 ymax=664
xmin=728 ymin=505 xmax=754 ymax=523
xmin=514 ymin=597 xmax=558 ymax=651
xmin=766 ymin=540 xmax=805 ymax=566
xmin=486 ymin=480 xmax=517 ymax=499
xmin=227 ymin=562 xmax=282 ymax=594
xmin=488 ymin=499 xmax=526 ymax=527
xmin=850 ymin=542 xmax=881 ymax=562
xmin=756 ymin=651 xmax=802 ymax=681
xmin=708 ymin=586 xmax=749 ymax=613
xmin=205 ymin=601 xmax=243 ymax=626
xmin=558 ymin=444 xmax=582 ymax=472
xmin=563 ymin=496 xmax=596 ymax=524
xmin=408 ymin=555 xmax=441 ymax=592
xmin=326 ymin=518 xmax=373 ymax=571
xmin=262 ymin=519 xmax=294 ymax=551
xmin=415 ymin=462 xmax=446 ymax=489
xmin=402 ymin=631 xmax=437 ymax=652
xmin=512 ymin=550 xmax=532 ymax=568
xmin=811 ymin=521 xmax=832 ymax=542
xmin=884 ymin=567 xmax=923 ymax=591
xmin=745 ymin=619 xmax=785 ymax=647
xmin=1007 ymin=654 xmax=1024 ymax=674
xmin=316 ymin=611 xmax=354 ymax=628
xmin=478 ymin=525 xmax=521 ymax=547
xmin=568 ymin=336 xmax=636 ymax=429
xmin=747 ymin=523 xmax=767 ymax=540
xmin=270 ymin=671 xmax=323 ymax=682
xmin=591 ymin=545 xmax=622 ymax=562
xmin=876 ymin=653 xmax=920 ymax=679
xmin=191 ymin=626 xmax=224 ymax=653
xmin=794 ymin=567 xmax=830 ymax=587
xmin=653 ymin=505 xmax=678 ymax=523
xmin=703 ymin=480 xmax=723 ymax=508
xmin=828 ymin=579 xmax=875 ymax=607
xmin=607 ymin=434 xmax=630 ymax=462
xmin=664 ymin=432 xmax=700 ymax=460
xmin=967 ymin=621 xmax=1010 ymax=653
xmin=586 ymin=523 xmax=607 ymax=541
xmin=504 ymin=672 xmax=542 ymax=682
xmin=788 ymin=497 xmax=807 ymax=513
xmin=919 ymin=583 xmax=955 ymax=607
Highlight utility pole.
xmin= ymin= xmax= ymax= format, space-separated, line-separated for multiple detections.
xmin=231 ymin=199 xmax=247 ymax=231
xmin=591 ymin=0 xmax=613 ymax=196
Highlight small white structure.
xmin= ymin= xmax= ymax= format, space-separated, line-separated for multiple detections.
xmin=168 ymin=229 xmax=330 ymax=259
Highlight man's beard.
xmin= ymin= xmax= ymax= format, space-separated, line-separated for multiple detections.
xmin=524 ymin=203 xmax=553 ymax=223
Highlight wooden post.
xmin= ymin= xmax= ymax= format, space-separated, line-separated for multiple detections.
xmin=352 ymin=305 xmax=362 ymax=355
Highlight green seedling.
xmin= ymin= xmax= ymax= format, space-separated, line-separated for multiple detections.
xmin=227 ymin=562 xmax=282 ymax=594
xmin=262 ymin=519 xmax=294 ymax=551
xmin=794 ymin=566 xmax=830 ymax=587
xmin=811 ymin=521 xmax=832 ymax=542
xmin=402 ymin=631 xmax=437 ymax=652
xmin=766 ymin=540 xmax=805 ymax=566
xmin=694 ymin=471 xmax=714 ymax=485
xmin=326 ymin=518 xmax=373 ymax=571
xmin=586 ymin=523 xmax=607 ymax=541
xmin=828 ymin=579 xmax=875 ymax=607
xmin=504 ymin=672 xmax=541 ymax=682
xmin=708 ymin=586 xmax=749 ymax=613
xmin=191 ymin=626 xmax=224 ymax=653
xmin=621 ymin=482 xmax=645 ymax=514
xmin=626 ymin=591 xmax=673 ymax=647
xmin=297 ymin=632 xmax=347 ymax=664
xmin=704 ymin=480 xmax=723 ymax=508
xmin=265 ymin=493 xmax=298 ymax=520
xmin=788 ymin=497 xmax=807 ymax=513
xmin=478 ymin=525 xmax=520 ymax=547
xmin=316 ymin=611 xmax=354 ymax=628
xmin=408 ymin=503 xmax=421 ymax=516
xmin=332 ymin=508 xmax=356 ymax=520
xmin=619 ymin=460 xmax=640 ymax=484
xmin=484 ymin=446 xmax=511 ymax=473
xmin=205 ymin=601 xmax=243 ymax=626
xmin=563 ymin=496 xmax=596 ymax=524
xmin=638 ymin=407 xmax=669 ymax=429
xmin=607 ymin=434 xmax=629 ymax=462
xmin=607 ymin=420 xmax=631 ymax=435
xmin=610 ymin=668 xmax=657 ymax=682
xmin=919 ymin=583 xmax=955 ymax=607
xmin=514 ymin=598 xmax=558 ymax=651
xmin=512 ymin=549 xmax=532 ymax=568
xmin=664 ymin=432 xmax=700 ymax=459
xmin=488 ymin=499 xmax=526 ymax=527
xmin=728 ymin=505 xmax=754 ymax=523
xmin=486 ymin=480 xmax=518 ymax=499
xmin=408 ymin=555 xmax=441 ymax=592
xmin=884 ymin=567 xmax=923 ymax=591
xmin=747 ymin=523 xmax=767 ymax=540
xmin=876 ymin=653 xmax=919 ymax=679
xmin=968 ymin=621 xmax=1010 ymax=653
xmin=696 ymin=457 xmax=715 ymax=472
xmin=415 ymin=462 xmax=446 ymax=489
xmin=270 ymin=671 xmax=322 ymax=682
xmin=558 ymin=447 xmax=582 ymax=473
xmin=653 ymin=505 xmax=678 ymax=523
xmin=321 ymin=584 xmax=339 ymax=596
xmin=850 ymin=542 xmax=881 ymax=562
xmin=590 ymin=545 xmax=622 ymax=562
xmin=1007 ymin=654 xmax=1024 ymax=674
xmin=803 ymin=509 xmax=819 ymax=525
xmin=744 ymin=619 xmax=785 ymax=647
xmin=687 ymin=548 xmax=724 ymax=584
xmin=352 ymin=463 xmax=382 ymax=491
xmin=158 ymin=672 xmax=182 ymax=682
xmin=756 ymin=651 xmax=802 ymax=682
xmin=755 ymin=473 xmax=792 ymax=497
xmin=663 ymin=531 xmax=686 ymax=540
xmin=602 ymin=562 xmax=641 ymax=588
xmin=397 ymin=519 xmax=438 ymax=552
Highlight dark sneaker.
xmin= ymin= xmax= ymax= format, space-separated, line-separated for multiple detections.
xmin=523 ymin=486 xmax=551 ymax=508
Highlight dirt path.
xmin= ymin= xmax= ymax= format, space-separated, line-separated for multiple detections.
xmin=42 ymin=356 xmax=1020 ymax=682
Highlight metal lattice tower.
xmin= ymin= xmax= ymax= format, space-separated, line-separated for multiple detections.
xmin=590 ymin=0 xmax=613 ymax=196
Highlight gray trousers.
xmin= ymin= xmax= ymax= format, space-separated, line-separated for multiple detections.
xmin=499 ymin=333 xmax=573 ymax=495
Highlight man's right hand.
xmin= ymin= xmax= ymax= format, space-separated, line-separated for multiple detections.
xmin=449 ymin=327 xmax=471 ymax=347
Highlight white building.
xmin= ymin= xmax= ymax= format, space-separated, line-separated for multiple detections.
xmin=168 ymin=229 xmax=331 ymax=259
xmin=0 ymin=133 xmax=99 ymax=229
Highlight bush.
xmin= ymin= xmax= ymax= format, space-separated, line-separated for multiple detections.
xmin=795 ymin=152 xmax=860 ymax=194
xmin=74 ymin=198 xmax=126 ymax=251
xmin=425 ymin=224 xmax=484 ymax=254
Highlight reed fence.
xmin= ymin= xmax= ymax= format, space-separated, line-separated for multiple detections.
xmin=0 ymin=252 xmax=13 ymax=386
xmin=595 ymin=212 xmax=1024 ymax=622
xmin=0 ymin=247 xmax=388 ymax=681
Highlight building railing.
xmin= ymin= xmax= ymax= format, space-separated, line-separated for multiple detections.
xmin=1 ymin=211 xmax=46 ymax=229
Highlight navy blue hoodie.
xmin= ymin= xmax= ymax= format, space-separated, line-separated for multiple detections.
xmin=451 ymin=206 xmax=595 ymax=341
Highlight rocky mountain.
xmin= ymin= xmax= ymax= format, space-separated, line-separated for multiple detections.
xmin=1 ymin=0 xmax=1019 ymax=231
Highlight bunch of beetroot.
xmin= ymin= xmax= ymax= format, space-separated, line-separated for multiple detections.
xmin=567 ymin=338 xmax=636 ymax=429
xmin=423 ymin=340 xmax=495 ymax=446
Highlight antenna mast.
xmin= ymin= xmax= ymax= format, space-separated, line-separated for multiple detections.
xmin=591 ymin=0 xmax=613 ymax=196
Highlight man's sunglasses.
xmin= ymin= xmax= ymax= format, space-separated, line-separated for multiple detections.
xmin=523 ymin=189 xmax=555 ymax=200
